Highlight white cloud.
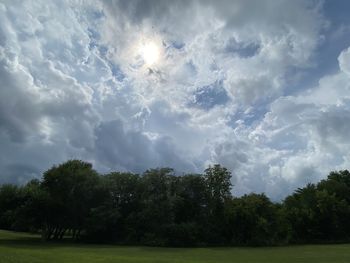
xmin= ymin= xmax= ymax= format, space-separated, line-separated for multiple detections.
xmin=222 ymin=47 xmax=350 ymax=199
xmin=2 ymin=0 xmax=349 ymax=200
xmin=339 ymin=47 xmax=350 ymax=75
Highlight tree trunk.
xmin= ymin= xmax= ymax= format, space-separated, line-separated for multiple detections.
xmin=59 ymin=229 xmax=66 ymax=240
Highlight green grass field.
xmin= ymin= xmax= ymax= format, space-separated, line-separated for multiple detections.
xmin=1 ymin=230 xmax=350 ymax=263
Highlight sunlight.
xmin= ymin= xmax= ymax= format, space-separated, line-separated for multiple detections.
xmin=139 ymin=41 xmax=160 ymax=66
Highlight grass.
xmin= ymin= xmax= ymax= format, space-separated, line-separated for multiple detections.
xmin=1 ymin=230 xmax=350 ymax=263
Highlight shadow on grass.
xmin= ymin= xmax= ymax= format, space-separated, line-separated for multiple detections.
xmin=0 ymin=236 xmax=50 ymax=249
xmin=0 ymin=234 xmax=98 ymax=250
xmin=2 ymin=230 xmax=345 ymax=253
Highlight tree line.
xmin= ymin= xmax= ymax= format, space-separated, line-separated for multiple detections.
xmin=1 ymin=159 xmax=350 ymax=246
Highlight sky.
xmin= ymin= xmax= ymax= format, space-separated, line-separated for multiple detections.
xmin=1 ymin=0 xmax=350 ymax=200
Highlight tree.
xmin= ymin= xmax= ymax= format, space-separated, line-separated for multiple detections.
xmin=40 ymin=160 xmax=100 ymax=240
xmin=318 ymin=170 xmax=350 ymax=202
xmin=0 ymin=184 xmax=21 ymax=230
xmin=283 ymin=179 xmax=350 ymax=243
xmin=173 ymin=174 xmax=207 ymax=223
xmin=168 ymin=174 xmax=207 ymax=246
xmin=225 ymin=194 xmax=287 ymax=245
xmin=204 ymin=164 xmax=232 ymax=203
xmin=3 ymin=160 xmax=350 ymax=246
xmin=203 ymin=164 xmax=233 ymax=244
xmin=137 ymin=168 xmax=176 ymax=245
xmin=283 ymin=184 xmax=319 ymax=242
xmin=85 ymin=172 xmax=141 ymax=242
xmin=13 ymin=179 xmax=48 ymax=232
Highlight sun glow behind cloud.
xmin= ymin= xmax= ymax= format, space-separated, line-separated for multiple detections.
xmin=139 ymin=41 xmax=160 ymax=66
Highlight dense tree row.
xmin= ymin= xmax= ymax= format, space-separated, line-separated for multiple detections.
xmin=1 ymin=160 xmax=350 ymax=246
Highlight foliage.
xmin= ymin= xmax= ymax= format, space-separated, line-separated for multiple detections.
xmin=1 ymin=160 xmax=350 ymax=246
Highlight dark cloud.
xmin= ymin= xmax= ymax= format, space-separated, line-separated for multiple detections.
xmin=0 ymin=54 xmax=41 ymax=142
xmin=94 ymin=119 xmax=196 ymax=173
xmin=0 ymin=164 xmax=40 ymax=185
xmin=314 ymin=106 xmax=350 ymax=148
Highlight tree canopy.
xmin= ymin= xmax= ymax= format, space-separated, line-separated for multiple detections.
xmin=1 ymin=160 xmax=350 ymax=246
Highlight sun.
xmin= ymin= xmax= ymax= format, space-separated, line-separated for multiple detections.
xmin=139 ymin=42 xmax=160 ymax=66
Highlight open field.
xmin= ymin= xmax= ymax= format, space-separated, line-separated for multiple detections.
xmin=1 ymin=230 xmax=350 ymax=263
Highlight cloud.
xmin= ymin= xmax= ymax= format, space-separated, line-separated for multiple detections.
xmin=1 ymin=0 xmax=349 ymax=200
xmin=94 ymin=119 xmax=197 ymax=173
xmin=0 ymin=49 xmax=41 ymax=142
xmin=225 ymin=48 xmax=350 ymax=198
xmin=339 ymin=47 xmax=350 ymax=75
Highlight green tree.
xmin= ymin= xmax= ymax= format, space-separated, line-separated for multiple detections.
xmin=283 ymin=184 xmax=318 ymax=242
xmin=138 ymin=168 xmax=176 ymax=245
xmin=0 ymin=184 xmax=21 ymax=230
xmin=318 ymin=170 xmax=350 ymax=202
xmin=167 ymin=174 xmax=207 ymax=246
xmin=225 ymin=193 xmax=286 ymax=245
xmin=13 ymin=179 xmax=48 ymax=232
xmin=203 ymin=164 xmax=233 ymax=244
xmin=41 ymin=160 xmax=100 ymax=240
xmin=85 ymin=172 xmax=141 ymax=242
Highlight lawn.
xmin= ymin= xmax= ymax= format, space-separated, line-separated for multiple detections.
xmin=1 ymin=230 xmax=350 ymax=263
